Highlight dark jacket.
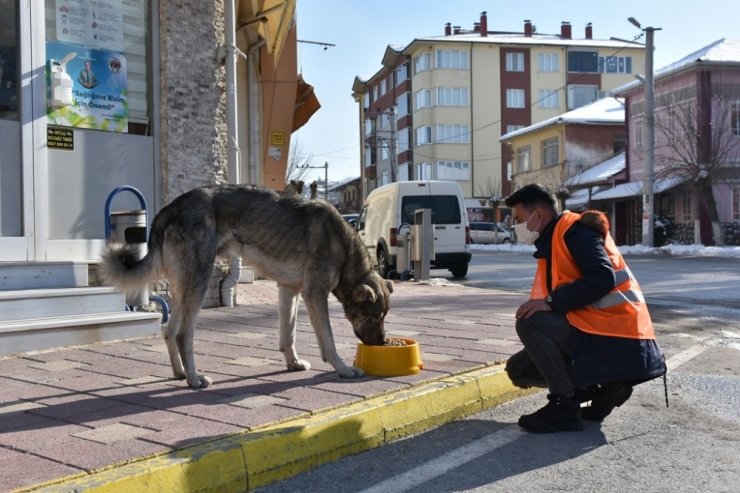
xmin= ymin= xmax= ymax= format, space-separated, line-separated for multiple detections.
xmin=534 ymin=213 xmax=666 ymax=388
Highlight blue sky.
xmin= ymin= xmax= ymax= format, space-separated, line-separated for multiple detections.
xmin=293 ymin=0 xmax=738 ymax=182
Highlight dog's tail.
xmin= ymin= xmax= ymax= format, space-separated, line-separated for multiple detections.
xmin=99 ymin=241 xmax=164 ymax=297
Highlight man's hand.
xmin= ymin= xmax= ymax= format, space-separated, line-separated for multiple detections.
xmin=515 ymin=298 xmax=551 ymax=319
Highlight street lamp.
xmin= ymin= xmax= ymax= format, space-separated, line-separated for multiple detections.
xmin=628 ymin=17 xmax=662 ymax=247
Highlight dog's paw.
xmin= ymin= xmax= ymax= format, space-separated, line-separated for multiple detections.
xmin=338 ymin=366 xmax=365 ymax=378
xmin=187 ymin=373 xmax=213 ymax=389
xmin=287 ymin=359 xmax=312 ymax=372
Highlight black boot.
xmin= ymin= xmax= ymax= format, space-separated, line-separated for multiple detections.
xmin=582 ymin=383 xmax=633 ymax=422
xmin=518 ymin=393 xmax=583 ymax=433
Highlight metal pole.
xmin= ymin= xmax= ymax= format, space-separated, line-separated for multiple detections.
xmin=225 ymin=0 xmax=239 ymax=184
xmin=642 ymin=27 xmax=656 ymax=247
xmin=324 ymin=161 xmax=329 ymax=201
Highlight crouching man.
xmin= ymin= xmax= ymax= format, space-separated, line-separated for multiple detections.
xmin=504 ymin=184 xmax=666 ymax=433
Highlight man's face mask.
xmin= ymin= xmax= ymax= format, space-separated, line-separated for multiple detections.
xmin=514 ymin=210 xmax=541 ymax=245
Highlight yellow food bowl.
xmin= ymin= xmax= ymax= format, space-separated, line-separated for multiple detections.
xmin=354 ymin=338 xmax=423 ymax=377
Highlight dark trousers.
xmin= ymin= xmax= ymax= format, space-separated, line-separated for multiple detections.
xmin=506 ymin=312 xmax=577 ymax=397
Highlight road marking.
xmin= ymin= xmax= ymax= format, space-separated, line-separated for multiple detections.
xmin=358 ymin=426 xmax=526 ymax=493
xmin=666 ymin=343 xmax=709 ymax=371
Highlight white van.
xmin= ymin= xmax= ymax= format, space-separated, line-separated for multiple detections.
xmin=356 ymin=181 xmax=472 ymax=278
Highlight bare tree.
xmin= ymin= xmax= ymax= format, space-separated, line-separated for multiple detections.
xmin=653 ymin=92 xmax=740 ymax=245
xmin=285 ymin=138 xmax=313 ymax=190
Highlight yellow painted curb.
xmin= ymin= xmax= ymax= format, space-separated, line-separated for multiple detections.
xmin=19 ymin=364 xmax=532 ymax=493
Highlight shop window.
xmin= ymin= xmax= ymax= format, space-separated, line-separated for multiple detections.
xmin=44 ymin=0 xmax=151 ymax=135
xmin=0 ymin=1 xmax=18 ymax=120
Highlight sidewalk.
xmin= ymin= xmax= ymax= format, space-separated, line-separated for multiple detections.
xmin=1 ymin=280 xmax=529 ymax=492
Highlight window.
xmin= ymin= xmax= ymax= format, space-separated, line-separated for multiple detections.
xmin=396 ymin=92 xmax=409 ymax=118
xmin=398 ymin=128 xmax=410 ymax=152
xmin=436 ymin=87 xmax=469 ymax=106
xmin=598 ymin=56 xmax=632 ymax=74
xmin=634 ymin=119 xmax=644 ymax=151
xmin=415 ymin=162 xmax=433 ymax=179
xmin=538 ymin=52 xmax=559 ymax=72
xmin=364 ymin=147 xmax=375 ymax=166
xmin=381 ymin=170 xmax=390 ymax=186
xmin=505 ymin=52 xmax=525 ymax=72
xmin=538 ymin=89 xmax=559 ymax=109
xmin=506 ymin=125 xmax=525 ymax=134
xmin=363 ymin=92 xmax=370 ymax=108
xmin=435 ymin=124 xmax=470 ymax=144
xmin=436 ymin=161 xmax=471 ymax=180
xmin=568 ymin=51 xmax=599 ymax=73
xmin=517 ymin=146 xmax=531 ymax=172
xmin=395 ymin=64 xmax=408 ymax=85
xmin=415 ymin=89 xmax=431 ymax=110
xmin=401 ymin=195 xmax=462 ymax=224
xmin=731 ymin=100 xmax=740 ymax=135
xmin=415 ymin=126 xmax=432 ymax=145
xmin=681 ymin=191 xmax=692 ymax=221
xmin=372 ymin=85 xmax=378 ymax=101
xmin=567 ymin=84 xmax=598 ymax=109
xmin=381 ymin=143 xmax=390 ymax=161
xmin=733 ymin=187 xmax=740 ymax=220
xmin=506 ymin=89 xmax=526 ymax=108
xmin=435 ymin=49 xmax=468 ymax=69
xmin=379 ymin=112 xmax=391 ymax=129
xmin=507 ymin=161 xmax=513 ymax=181
xmin=398 ymin=163 xmax=409 ymax=181
xmin=379 ymin=79 xmax=387 ymax=96
xmin=414 ymin=53 xmax=431 ymax=73
xmin=364 ymin=119 xmax=373 ymax=137
xmin=542 ymin=137 xmax=559 ymax=167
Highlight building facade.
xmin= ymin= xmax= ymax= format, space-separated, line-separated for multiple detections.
xmin=352 ymin=12 xmax=644 ymax=212
xmin=610 ymin=38 xmax=740 ymax=245
xmin=0 ymin=0 xmax=314 ymax=266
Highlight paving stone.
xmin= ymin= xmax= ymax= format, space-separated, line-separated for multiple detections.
xmin=0 ymin=448 xmax=82 ymax=492
xmin=73 ymin=422 xmax=155 ymax=444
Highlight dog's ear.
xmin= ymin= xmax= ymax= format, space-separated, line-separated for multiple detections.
xmin=353 ymin=284 xmax=377 ymax=303
xmin=385 ymin=279 xmax=394 ymax=293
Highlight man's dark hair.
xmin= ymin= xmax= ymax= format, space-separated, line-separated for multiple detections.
xmin=504 ymin=184 xmax=556 ymax=209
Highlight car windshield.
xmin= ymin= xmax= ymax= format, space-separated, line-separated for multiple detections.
xmin=401 ymin=195 xmax=461 ymax=225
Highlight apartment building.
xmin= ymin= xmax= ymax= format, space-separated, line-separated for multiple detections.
xmin=352 ymin=12 xmax=645 ymax=212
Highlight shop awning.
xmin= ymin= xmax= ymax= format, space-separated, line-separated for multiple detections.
xmin=591 ymin=176 xmax=685 ymax=201
xmin=240 ymin=0 xmax=296 ymax=66
xmin=293 ymin=74 xmax=321 ymax=132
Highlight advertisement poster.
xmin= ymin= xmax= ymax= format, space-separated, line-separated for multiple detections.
xmin=55 ymin=0 xmax=124 ymax=51
xmin=46 ymin=41 xmax=128 ymax=133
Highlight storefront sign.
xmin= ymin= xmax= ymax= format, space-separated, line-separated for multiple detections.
xmin=46 ymin=41 xmax=128 ymax=133
xmin=47 ymin=125 xmax=75 ymax=150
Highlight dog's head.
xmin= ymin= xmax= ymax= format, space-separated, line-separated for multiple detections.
xmin=344 ymin=272 xmax=394 ymax=346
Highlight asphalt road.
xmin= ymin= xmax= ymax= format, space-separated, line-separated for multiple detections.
xmin=256 ymin=252 xmax=740 ymax=493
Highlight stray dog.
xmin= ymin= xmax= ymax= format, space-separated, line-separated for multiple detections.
xmin=101 ymin=185 xmax=393 ymax=389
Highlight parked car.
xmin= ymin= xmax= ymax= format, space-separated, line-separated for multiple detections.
xmin=342 ymin=213 xmax=359 ymax=228
xmin=356 ymin=180 xmax=472 ymax=278
xmin=469 ymin=222 xmax=512 ymax=244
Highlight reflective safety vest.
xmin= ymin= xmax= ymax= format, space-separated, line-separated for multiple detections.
xmin=531 ymin=211 xmax=656 ymax=340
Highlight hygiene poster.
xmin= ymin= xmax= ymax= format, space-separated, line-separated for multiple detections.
xmin=55 ymin=0 xmax=124 ymax=51
xmin=46 ymin=41 xmax=128 ymax=133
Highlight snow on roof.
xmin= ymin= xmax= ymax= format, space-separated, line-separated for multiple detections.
xmin=500 ymin=97 xmax=624 ymax=141
xmin=590 ymin=176 xmax=685 ymax=201
xmin=613 ymin=38 xmax=740 ymax=95
xmin=564 ymin=152 xmax=626 ymax=187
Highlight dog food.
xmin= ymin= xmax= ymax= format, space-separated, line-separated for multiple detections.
xmin=384 ymin=338 xmax=408 ymax=347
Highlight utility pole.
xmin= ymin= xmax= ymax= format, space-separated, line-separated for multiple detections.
xmin=628 ymin=17 xmax=661 ymax=247
xmin=297 ymin=161 xmax=329 ymax=201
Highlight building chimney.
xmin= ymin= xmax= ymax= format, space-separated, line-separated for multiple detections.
xmin=560 ymin=21 xmax=572 ymax=39
xmin=480 ymin=11 xmax=488 ymax=37
xmin=444 ymin=22 xmax=451 ymax=36
xmin=453 ymin=25 xmax=461 ymax=35
xmin=585 ymin=22 xmax=593 ymax=39
xmin=474 ymin=22 xmax=481 ymax=33
xmin=524 ymin=19 xmax=533 ymax=37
